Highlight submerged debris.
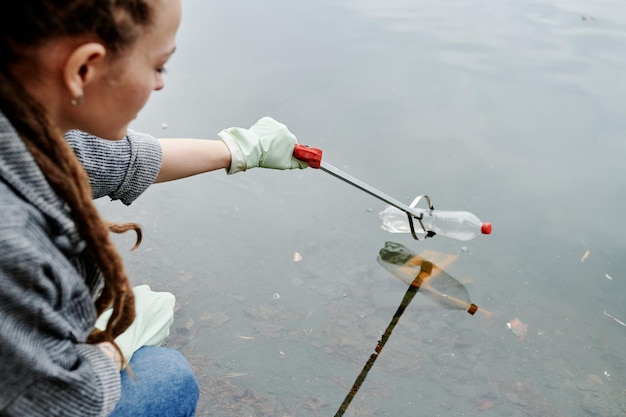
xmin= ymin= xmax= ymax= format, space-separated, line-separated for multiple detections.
xmin=603 ymin=310 xmax=626 ymax=327
xmin=580 ymin=249 xmax=590 ymax=263
xmin=506 ymin=318 xmax=528 ymax=341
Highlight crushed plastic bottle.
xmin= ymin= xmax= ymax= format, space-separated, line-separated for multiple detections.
xmin=379 ymin=205 xmax=492 ymax=241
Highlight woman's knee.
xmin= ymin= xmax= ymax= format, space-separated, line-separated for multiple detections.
xmin=115 ymin=346 xmax=199 ymax=417
xmin=135 ymin=346 xmax=198 ymax=394
xmin=160 ymin=348 xmax=200 ymax=406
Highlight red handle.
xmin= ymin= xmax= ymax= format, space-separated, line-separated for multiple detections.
xmin=293 ymin=144 xmax=322 ymax=169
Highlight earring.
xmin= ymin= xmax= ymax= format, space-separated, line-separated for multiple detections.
xmin=70 ymin=93 xmax=84 ymax=107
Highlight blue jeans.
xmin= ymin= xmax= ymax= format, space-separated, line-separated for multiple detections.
xmin=109 ymin=346 xmax=199 ymax=417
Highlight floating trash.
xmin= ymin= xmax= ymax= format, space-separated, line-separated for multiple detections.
xmin=506 ymin=318 xmax=528 ymax=341
xmin=603 ymin=310 xmax=626 ymax=327
xmin=225 ymin=372 xmax=248 ymax=378
xmin=272 ymin=293 xmax=280 ymax=300
xmin=581 ymin=249 xmax=590 ymax=263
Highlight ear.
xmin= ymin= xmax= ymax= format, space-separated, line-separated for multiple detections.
xmin=63 ymin=42 xmax=107 ymax=99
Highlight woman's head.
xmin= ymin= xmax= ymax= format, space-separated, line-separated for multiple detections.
xmin=1 ymin=0 xmax=181 ymax=139
xmin=0 ymin=0 xmax=181 ymax=354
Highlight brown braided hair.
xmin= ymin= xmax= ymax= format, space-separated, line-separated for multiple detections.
xmin=0 ymin=1 xmax=155 ymax=353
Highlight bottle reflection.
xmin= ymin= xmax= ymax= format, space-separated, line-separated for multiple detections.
xmin=378 ymin=241 xmax=490 ymax=317
xmin=334 ymin=241 xmax=487 ymax=417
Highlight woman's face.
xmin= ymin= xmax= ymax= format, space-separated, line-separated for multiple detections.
xmin=80 ymin=0 xmax=182 ymax=140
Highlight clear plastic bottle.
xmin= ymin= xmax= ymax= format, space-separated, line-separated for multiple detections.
xmin=379 ymin=205 xmax=492 ymax=241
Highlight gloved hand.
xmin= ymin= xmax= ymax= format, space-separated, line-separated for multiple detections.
xmin=218 ymin=117 xmax=309 ymax=174
xmin=95 ymin=285 xmax=175 ymax=367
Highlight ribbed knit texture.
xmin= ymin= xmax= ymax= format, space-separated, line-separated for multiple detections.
xmin=0 ymin=112 xmax=162 ymax=416
xmin=65 ymin=129 xmax=163 ymax=205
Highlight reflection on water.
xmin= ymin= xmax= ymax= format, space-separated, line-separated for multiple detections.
xmin=377 ymin=241 xmax=479 ymax=315
xmin=337 ymin=243 xmax=481 ymax=417
xmin=96 ymin=0 xmax=626 ymax=415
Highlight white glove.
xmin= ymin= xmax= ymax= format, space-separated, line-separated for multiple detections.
xmin=218 ymin=117 xmax=309 ymax=174
xmin=95 ymin=285 xmax=175 ymax=367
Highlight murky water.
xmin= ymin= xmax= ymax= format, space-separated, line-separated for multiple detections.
xmin=97 ymin=0 xmax=626 ymax=415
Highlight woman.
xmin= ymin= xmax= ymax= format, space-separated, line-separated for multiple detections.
xmin=0 ymin=1 xmax=306 ymax=416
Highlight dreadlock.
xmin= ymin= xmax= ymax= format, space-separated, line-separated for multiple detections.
xmin=0 ymin=0 xmax=154 ymax=357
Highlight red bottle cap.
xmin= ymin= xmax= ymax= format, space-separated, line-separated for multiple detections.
xmin=481 ymin=223 xmax=492 ymax=235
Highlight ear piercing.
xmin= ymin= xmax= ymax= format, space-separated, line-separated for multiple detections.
xmin=70 ymin=93 xmax=84 ymax=107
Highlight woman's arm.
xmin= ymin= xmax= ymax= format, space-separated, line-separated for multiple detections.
xmin=156 ymin=118 xmax=308 ymax=181
xmin=155 ymin=138 xmax=231 ymax=183
xmin=66 ymin=117 xmax=305 ymax=203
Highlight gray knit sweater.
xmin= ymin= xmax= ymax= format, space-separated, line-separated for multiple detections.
xmin=0 ymin=111 xmax=162 ymax=417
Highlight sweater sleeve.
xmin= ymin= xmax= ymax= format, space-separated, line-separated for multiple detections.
xmin=0 ymin=204 xmax=121 ymax=417
xmin=64 ymin=130 xmax=163 ymax=205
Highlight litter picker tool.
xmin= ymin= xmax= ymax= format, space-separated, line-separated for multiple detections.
xmin=293 ymin=144 xmax=437 ymax=240
xmin=294 ymin=145 xmax=457 ymax=240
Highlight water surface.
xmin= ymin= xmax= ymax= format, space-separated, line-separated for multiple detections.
xmin=98 ymin=0 xmax=626 ymax=415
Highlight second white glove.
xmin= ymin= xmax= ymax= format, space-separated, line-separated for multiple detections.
xmin=95 ymin=285 xmax=175 ymax=367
